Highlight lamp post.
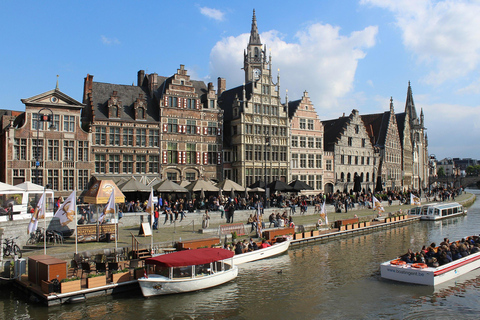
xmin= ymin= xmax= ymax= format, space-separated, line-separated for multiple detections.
xmin=35 ymin=108 xmax=55 ymax=189
xmin=264 ymin=137 xmax=270 ymax=209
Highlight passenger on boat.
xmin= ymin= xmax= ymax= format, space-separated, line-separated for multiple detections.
xmin=235 ymin=242 xmax=244 ymax=255
xmin=248 ymin=238 xmax=259 ymax=251
xmin=401 ymin=249 xmax=415 ymax=263
xmin=269 ymin=213 xmax=278 ymax=228
xmin=470 ymin=244 xmax=480 ymax=253
xmin=242 ymin=239 xmax=249 ymax=253
xmin=259 ymin=239 xmax=271 ymax=249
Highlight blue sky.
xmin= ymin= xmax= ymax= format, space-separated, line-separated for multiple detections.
xmin=1 ymin=0 xmax=479 ymax=160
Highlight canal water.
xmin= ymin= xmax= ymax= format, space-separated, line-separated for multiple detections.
xmin=2 ymin=190 xmax=480 ymax=319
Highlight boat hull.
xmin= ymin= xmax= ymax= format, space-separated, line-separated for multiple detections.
xmin=138 ymin=266 xmax=238 ymax=297
xmin=380 ymin=251 xmax=480 ymax=286
xmin=233 ymin=239 xmax=291 ymax=265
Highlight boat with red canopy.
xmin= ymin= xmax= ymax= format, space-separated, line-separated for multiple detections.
xmin=138 ymin=248 xmax=238 ymax=297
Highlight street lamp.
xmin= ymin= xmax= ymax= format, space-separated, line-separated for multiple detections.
xmin=35 ymin=108 xmax=55 ymax=187
xmin=264 ymin=137 xmax=270 ymax=209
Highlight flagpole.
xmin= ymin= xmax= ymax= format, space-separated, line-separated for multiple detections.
xmin=75 ymin=190 xmax=78 ymax=255
xmin=150 ymin=188 xmax=154 ymax=254
xmin=43 ymin=187 xmax=46 ymax=255
xmin=114 ymin=189 xmax=118 ymax=255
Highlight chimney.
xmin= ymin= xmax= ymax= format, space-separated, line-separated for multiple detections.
xmin=208 ymin=82 xmax=214 ymax=92
xmin=148 ymin=73 xmax=158 ymax=97
xmin=83 ymin=74 xmax=94 ymax=102
xmin=217 ymin=77 xmax=226 ymax=96
xmin=137 ymin=70 xmax=145 ymax=86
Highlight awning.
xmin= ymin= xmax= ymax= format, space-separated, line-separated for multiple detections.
xmin=145 ymin=248 xmax=234 ymax=267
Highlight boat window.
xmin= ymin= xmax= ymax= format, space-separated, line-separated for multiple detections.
xmin=173 ymin=266 xmax=192 ymax=278
xmin=155 ymin=266 xmax=169 ymax=277
xmin=215 ymin=261 xmax=223 ymax=272
xmin=434 ymin=209 xmax=440 ymax=216
xmin=194 ymin=263 xmax=211 ymax=277
xmin=448 ymin=208 xmax=453 ymax=216
xmin=453 ymin=207 xmax=458 ymax=214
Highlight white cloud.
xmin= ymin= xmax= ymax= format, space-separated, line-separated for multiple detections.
xmin=101 ymin=35 xmax=120 ymax=45
xmin=361 ymin=0 xmax=480 ymax=88
xmin=209 ymin=23 xmax=378 ymax=110
xmin=199 ymin=7 xmax=225 ymax=21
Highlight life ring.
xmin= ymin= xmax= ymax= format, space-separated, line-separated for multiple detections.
xmin=390 ymin=259 xmax=406 ymax=265
xmin=411 ymin=263 xmax=428 ymax=269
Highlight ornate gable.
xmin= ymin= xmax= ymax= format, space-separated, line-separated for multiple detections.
xmin=107 ymin=91 xmax=122 ymax=118
xmin=134 ymin=93 xmax=147 ymax=120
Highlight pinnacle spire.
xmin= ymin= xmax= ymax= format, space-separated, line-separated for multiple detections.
xmin=249 ymin=9 xmax=261 ymax=45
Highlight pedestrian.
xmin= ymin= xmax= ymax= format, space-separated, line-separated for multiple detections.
xmin=153 ymin=207 xmax=159 ymax=230
xmin=202 ymin=210 xmax=210 ymax=228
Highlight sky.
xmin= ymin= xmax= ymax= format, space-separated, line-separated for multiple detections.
xmin=1 ymin=0 xmax=479 ymax=161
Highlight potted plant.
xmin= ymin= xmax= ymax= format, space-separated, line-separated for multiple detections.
xmin=294 ymin=232 xmax=303 ymax=240
xmin=87 ymin=273 xmax=107 ymax=288
xmin=365 ymin=221 xmax=371 ymax=227
xmin=61 ymin=277 xmax=81 ymax=293
xmin=346 ymin=224 xmax=353 ymax=230
xmin=303 ymin=230 xmax=311 ymax=238
xmin=340 ymin=225 xmax=346 ymax=231
xmin=231 ymin=231 xmax=237 ymax=242
xmin=111 ymin=268 xmax=130 ymax=283
xmin=134 ymin=267 xmax=146 ymax=279
xmin=311 ymin=229 xmax=320 ymax=237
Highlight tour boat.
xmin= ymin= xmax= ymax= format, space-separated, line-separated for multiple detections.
xmin=138 ymin=248 xmax=238 ymax=297
xmin=408 ymin=202 xmax=467 ymax=221
xmin=232 ymin=237 xmax=291 ymax=265
xmin=380 ymin=243 xmax=480 ymax=286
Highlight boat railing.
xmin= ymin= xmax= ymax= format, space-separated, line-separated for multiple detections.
xmin=130 ymin=232 xmax=140 ymax=257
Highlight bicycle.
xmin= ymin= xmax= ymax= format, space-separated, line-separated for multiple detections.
xmin=3 ymin=236 xmax=22 ymax=258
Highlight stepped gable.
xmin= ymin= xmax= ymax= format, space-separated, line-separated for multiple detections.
xmin=321 ymin=116 xmax=350 ymax=152
xmin=287 ymin=99 xmax=301 ymax=119
xmin=395 ymin=112 xmax=406 ymax=147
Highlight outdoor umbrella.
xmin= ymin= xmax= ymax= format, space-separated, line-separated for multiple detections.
xmin=249 ymin=187 xmax=265 ymax=193
xmin=216 ymin=178 xmax=245 ymax=192
xmin=267 ymin=180 xmax=293 ymax=192
xmin=154 ymin=180 xmax=188 ymax=193
xmin=249 ymin=180 xmax=266 ymax=189
xmin=118 ymin=178 xmax=150 ymax=193
xmin=185 ymin=180 xmax=219 ymax=192
xmin=288 ymin=180 xmax=314 ymax=192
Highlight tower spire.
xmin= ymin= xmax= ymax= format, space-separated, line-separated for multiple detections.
xmin=249 ymin=9 xmax=261 ymax=45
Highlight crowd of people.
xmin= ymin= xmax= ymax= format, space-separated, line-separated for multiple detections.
xmin=400 ymin=236 xmax=480 ymax=267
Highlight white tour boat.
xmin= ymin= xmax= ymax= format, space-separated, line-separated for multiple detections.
xmin=138 ymin=248 xmax=238 ymax=297
xmin=232 ymin=237 xmax=291 ymax=265
xmin=408 ymin=202 xmax=467 ymax=221
xmin=380 ymin=242 xmax=480 ymax=286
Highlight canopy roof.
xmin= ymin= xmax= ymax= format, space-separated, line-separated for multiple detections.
xmin=289 ymin=180 xmax=314 ymax=192
xmin=267 ymin=180 xmax=293 ymax=192
xmin=185 ymin=180 xmax=219 ymax=192
xmin=15 ymin=181 xmax=47 ymax=192
xmin=83 ymin=180 xmax=125 ymax=204
xmin=216 ymin=178 xmax=245 ymax=192
xmin=0 ymin=182 xmax=24 ymax=192
xmin=145 ymin=248 xmax=234 ymax=267
xmin=118 ymin=178 xmax=150 ymax=193
xmin=155 ymin=179 xmax=188 ymax=193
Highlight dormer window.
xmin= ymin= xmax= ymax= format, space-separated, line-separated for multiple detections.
xmin=134 ymin=94 xmax=147 ymax=120
xmin=107 ymin=91 xmax=121 ymax=118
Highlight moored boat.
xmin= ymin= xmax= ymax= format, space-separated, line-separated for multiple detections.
xmin=138 ymin=248 xmax=238 ymax=297
xmin=232 ymin=237 xmax=291 ymax=265
xmin=408 ymin=202 xmax=467 ymax=221
xmin=380 ymin=238 xmax=480 ymax=286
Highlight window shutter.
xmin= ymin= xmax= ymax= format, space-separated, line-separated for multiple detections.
xmin=183 ymin=99 xmax=187 ymax=108
xmin=164 ymin=96 xmax=168 ymax=107
xmin=196 ymin=126 xmax=201 ymax=135
xmin=182 ymin=151 xmax=186 ymax=164
xmin=182 ymin=125 xmax=186 ymax=134
xmin=203 ymin=152 xmax=208 ymax=165
xmin=177 ymin=125 xmax=182 ymax=133
xmin=163 ymin=123 xmax=168 ymax=132
xmin=217 ymin=127 xmax=221 ymax=136
xmin=196 ymin=99 xmax=200 ymax=109
xmin=178 ymin=98 xmax=183 ymax=108
xmin=162 ymin=151 xmax=167 ymax=164
xmin=217 ymin=152 xmax=222 ymax=165
xmin=177 ymin=151 xmax=182 ymax=164
xmin=203 ymin=127 xmax=208 ymax=135
xmin=196 ymin=152 xmax=201 ymax=164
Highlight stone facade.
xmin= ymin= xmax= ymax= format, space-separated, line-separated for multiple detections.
xmin=219 ymin=10 xmax=289 ymax=187
xmin=288 ymin=91 xmax=324 ymax=193
xmin=82 ymin=65 xmax=223 ymax=185
xmin=323 ymin=109 xmax=377 ymax=193
xmin=0 ymin=88 xmax=92 ymax=198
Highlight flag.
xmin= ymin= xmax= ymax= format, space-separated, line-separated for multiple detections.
xmin=372 ymin=196 xmax=385 ymax=214
xmin=411 ymin=193 xmax=421 ymax=206
xmin=256 ymin=206 xmax=262 ymax=238
xmin=144 ymin=268 xmax=148 ymax=279
xmin=100 ymin=190 xmax=115 ymax=223
xmin=54 ymin=191 xmax=76 ymax=226
xmin=146 ymin=189 xmax=154 ymax=216
xmin=320 ymin=201 xmax=328 ymax=226
xmin=27 ymin=193 xmax=45 ymax=234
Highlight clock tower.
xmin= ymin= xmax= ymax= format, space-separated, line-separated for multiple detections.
xmin=244 ymin=9 xmax=267 ymax=83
